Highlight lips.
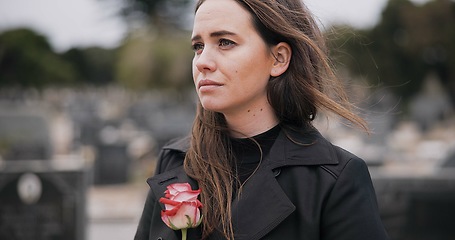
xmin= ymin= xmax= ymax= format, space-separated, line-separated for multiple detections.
xmin=197 ymin=79 xmax=223 ymax=90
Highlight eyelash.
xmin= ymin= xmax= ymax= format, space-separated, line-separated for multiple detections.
xmin=191 ymin=43 xmax=204 ymax=53
xmin=191 ymin=39 xmax=236 ymax=54
xmin=219 ymin=39 xmax=235 ymax=48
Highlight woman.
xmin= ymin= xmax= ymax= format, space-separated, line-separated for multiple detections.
xmin=135 ymin=0 xmax=389 ymax=239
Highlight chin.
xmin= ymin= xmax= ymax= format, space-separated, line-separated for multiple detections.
xmin=200 ymin=101 xmax=226 ymax=114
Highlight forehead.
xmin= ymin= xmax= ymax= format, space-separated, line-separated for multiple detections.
xmin=192 ymin=0 xmax=253 ymax=35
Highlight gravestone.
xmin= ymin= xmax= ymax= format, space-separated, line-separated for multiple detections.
xmin=373 ymin=169 xmax=455 ymax=240
xmin=0 ymin=159 xmax=89 ymax=240
xmin=94 ymin=143 xmax=130 ymax=185
xmin=0 ymin=111 xmax=52 ymax=160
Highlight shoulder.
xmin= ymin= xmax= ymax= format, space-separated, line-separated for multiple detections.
xmin=306 ymin=126 xmax=369 ymax=180
xmin=154 ymin=135 xmax=190 ymax=175
xmin=274 ymin=125 xmax=369 ymax=180
xmin=319 ymin=145 xmax=369 ymax=180
xmin=271 ymin=126 xmax=364 ymax=168
xmin=146 ymin=136 xmax=199 ymax=207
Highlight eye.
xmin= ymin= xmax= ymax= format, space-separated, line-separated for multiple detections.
xmin=219 ymin=39 xmax=236 ymax=49
xmin=192 ymin=42 xmax=204 ymax=54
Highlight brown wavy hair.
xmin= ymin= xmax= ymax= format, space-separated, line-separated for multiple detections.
xmin=184 ymin=0 xmax=368 ymax=239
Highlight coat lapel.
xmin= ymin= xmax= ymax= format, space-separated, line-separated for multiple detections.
xmin=147 ymin=166 xmax=198 ymax=200
xmin=230 ymin=164 xmax=295 ymax=240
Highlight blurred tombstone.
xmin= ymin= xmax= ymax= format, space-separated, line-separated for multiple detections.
xmin=0 ymin=109 xmax=52 ymax=160
xmin=374 ymin=169 xmax=455 ymax=240
xmin=66 ymin=94 xmax=102 ymax=147
xmin=93 ymin=143 xmax=130 ymax=184
xmin=145 ymin=103 xmax=194 ymax=149
xmin=442 ymin=151 xmax=455 ymax=168
xmin=93 ymin=123 xmax=131 ymax=185
xmin=0 ymin=159 xmax=90 ymax=240
xmin=64 ymin=93 xmax=131 ymax=185
xmin=410 ymin=73 xmax=453 ymax=131
xmin=405 ymin=192 xmax=455 ymax=240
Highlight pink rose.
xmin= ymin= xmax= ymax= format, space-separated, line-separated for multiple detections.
xmin=159 ymin=183 xmax=203 ymax=231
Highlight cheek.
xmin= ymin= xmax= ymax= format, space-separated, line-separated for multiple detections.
xmin=237 ymin=60 xmax=270 ymax=85
xmin=192 ymin=62 xmax=198 ymax=84
xmin=238 ymin=50 xmax=272 ymax=79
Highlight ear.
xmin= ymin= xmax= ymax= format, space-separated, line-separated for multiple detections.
xmin=270 ymin=42 xmax=291 ymax=77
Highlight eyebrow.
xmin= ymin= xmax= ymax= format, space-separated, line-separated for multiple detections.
xmin=191 ymin=30 xmax=237 ymax=42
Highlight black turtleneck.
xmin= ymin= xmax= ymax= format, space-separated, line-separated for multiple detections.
xmin=230 ymin=124 xmax=281 ymax=184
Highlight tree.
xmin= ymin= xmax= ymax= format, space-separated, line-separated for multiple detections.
xmin=121 ymin=0 xmax=193 ymax=31
xmin=62 ymin=47 xmax=117 ymax=85
xmin=0 ymin=28 xmax=76 ymax=88
xmin=329 ymin=0 xmax=455 ymax=107
xmin=115 ymin=31 xmax=193 ymax=90
xmin=113 ymin=0 xmax=195 ymax=90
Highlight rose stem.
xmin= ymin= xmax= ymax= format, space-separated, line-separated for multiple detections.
xmin=181 ymin=228 xmax=187 ymax=240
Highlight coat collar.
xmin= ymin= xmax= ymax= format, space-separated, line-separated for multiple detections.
xmin=266 ymin=126 xmax=339 ymax=169
xmin=148 ymin=126 xmax=338 ymax=240
xmin=163 ymin=126 xmax=339 ymax=169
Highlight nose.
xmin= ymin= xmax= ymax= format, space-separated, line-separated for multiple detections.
xmin=194 ymin=47 xmax=216 ymax=73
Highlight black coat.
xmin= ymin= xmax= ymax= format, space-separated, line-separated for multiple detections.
xmin=134 ymin=127 xmax=389 ymax=240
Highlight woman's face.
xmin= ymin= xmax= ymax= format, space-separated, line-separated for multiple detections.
xmin=191 ymin=0 xmax=276 ymax=117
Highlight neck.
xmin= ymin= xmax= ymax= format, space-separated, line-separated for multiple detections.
xmin=224 ymin=103 xmax=278 ymax=138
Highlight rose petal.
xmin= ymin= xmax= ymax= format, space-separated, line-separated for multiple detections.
xmin=170 ymin=183 xmax=192 ymax=191
xmin=171 ymin=190 xmax=201 ymax=202
xmin=161 ymin=201 xmax=202 ymax=229
xmin=161 ymin=213 xmax=181 ymax=230
xmin=159 ymin=198 xmax=181 ymax=211
xmin=167 ymin=183 xmax=192 ymax=196
xmin=161 ymin=202 xmax=183 ymax=216
xmin=161 ymin=214 xmax=172 ymax=228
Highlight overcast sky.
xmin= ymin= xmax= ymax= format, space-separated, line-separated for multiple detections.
xmin=0 ymin=0 xmax=429 ymax=52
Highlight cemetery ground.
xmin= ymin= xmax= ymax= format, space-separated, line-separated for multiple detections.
xmin=87 ymin=182 xmax=147 ymax=240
